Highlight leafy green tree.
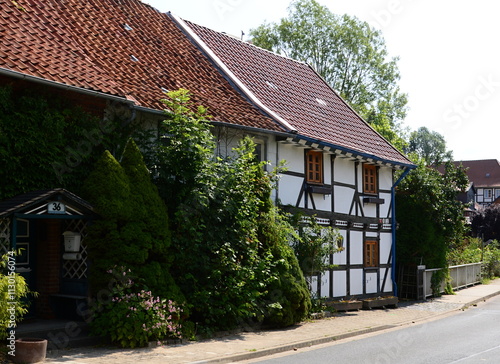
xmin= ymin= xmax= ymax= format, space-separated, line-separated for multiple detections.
xmin=250 ymin=0 xmax=408 ymax=144
xmin=154 ymin=89 xmax=310 ymax=331
xmin=155 ymin=88 xmax=216 ymax=214
xmin=120 ymin=139 xmax=182 ymax=300
xmin=396 ymin=160 xmax=469 ymax=269
xmin=471 ymin=205 xmax=500 ymax=242
xmin=407 ymin=127 xmax=453 ymax=165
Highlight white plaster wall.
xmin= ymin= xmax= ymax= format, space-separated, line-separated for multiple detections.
xmin=334 ymin=185 xmax=354 ymax=214
xmin=277 ymin=174 xmax=303 ymax=206
xmin=310 ymin=276 xmax=318 ymax=298
xmin=350 ymin=269 xmax=363 ymax=295
xmin=380 ymin=268 xmax=393 ymax=292
xmin=366 ymin=272 xmax=378 ymax=294
xmin=334 ymin=157 xmax=354 ymax=185
xmin=363 ymin=203 xmax=377 ymax=218
xmin=279 ymin=144 xmax=304 ymax=172
xmin=320 ymin=273 xmax=330 ymax=298
xmin=380 ymin=232 xmax=392 ymax=265
xmin=323 ymin=155 xmax=332 ymax=185
xmin=333 ymin=271 xmax=347 ymax=297
xmin=350 ymin=231 xmax=363 ymax=265
xmin=378 ymin=167 xmax=393 ymax=190
xmin=333 ymin=229 xmax=347 ymax=265
xmin=310 ymin=193 xmax=331 ymax=211
xmin=379 ymin=191 xmax=392 ymax=218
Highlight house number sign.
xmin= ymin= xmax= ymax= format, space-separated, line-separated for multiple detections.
xmin=48 ymin=201 xmax=66 ymax=214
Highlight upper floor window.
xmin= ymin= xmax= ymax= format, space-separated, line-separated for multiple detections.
xmin=306 ymin=150 xmax=323 ymax=184
xmin=484 ymin=189 xmax=493 ymax=199
xmin=363 ymin=164 xmax=377 ymax=194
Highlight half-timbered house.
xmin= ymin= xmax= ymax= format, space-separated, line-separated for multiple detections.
xmin=171 ymin=16 xmax=416 ymax=299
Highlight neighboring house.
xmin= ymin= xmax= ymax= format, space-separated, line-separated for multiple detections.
xmin=459 ymin=183 xmax=478 ymax=224
xmin=448 ymin=160 xmax=500 ymax=208
xmin=0 ymin=0 xmax=414 ymax=321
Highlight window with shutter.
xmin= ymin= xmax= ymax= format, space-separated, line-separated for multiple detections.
xmin=306 ymin=150 xmax=323 ymax=184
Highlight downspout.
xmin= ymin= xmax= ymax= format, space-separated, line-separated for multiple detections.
xmin=391 ymin=167 xmax=412 ymax=297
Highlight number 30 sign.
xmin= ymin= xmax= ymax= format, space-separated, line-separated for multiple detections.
xmin=48 ymin=201 xmax=66 ymax=214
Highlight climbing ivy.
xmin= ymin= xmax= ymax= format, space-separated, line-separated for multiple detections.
xmin=0 ymin=86 xmax=140 ymax=199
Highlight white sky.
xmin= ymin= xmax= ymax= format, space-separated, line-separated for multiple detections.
xmin=145 ymin=0 xmax=500 ymax=162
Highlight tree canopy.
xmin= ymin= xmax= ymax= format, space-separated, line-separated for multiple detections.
xmin=407 ymin=126 xmax=453 ymax=166
xmin=250 ymin=0 xmax=408 ymax=146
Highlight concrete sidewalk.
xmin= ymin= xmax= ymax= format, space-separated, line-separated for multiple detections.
xmin=44 ymin=279 xmax=500 ymax=364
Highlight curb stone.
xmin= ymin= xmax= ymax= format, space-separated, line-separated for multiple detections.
xmin=191 ymin=325 xmax=396 ymax=363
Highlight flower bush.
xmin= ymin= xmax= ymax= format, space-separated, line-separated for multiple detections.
xmin=90 ymin=267 xmax=183 ymax=348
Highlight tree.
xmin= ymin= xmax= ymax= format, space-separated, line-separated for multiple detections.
xmin=82 ymin=143 xmax=182 ymax=302
xmin=407 ymin=127 xmax=453 ymax=165
xmin=152 ymin=89 xmax=311 ymax=331
xmin=250 ymin=0 xmax=408 ymax=145
xmin=471 ymin=205 xmax=500 ymax=242
xmin=396 ymin=160 xmax=469 ymax=269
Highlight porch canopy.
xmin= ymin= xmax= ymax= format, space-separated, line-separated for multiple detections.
xmin=0 ymin=189 xmax=96 ymax=319
xmin=0 ymin=188 xmax=95 ymax=253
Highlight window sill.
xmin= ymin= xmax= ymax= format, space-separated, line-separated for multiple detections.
xmin=307 ymin=184 xmax=332 ymax=195
xmin=363 ymin=196 xmax=385 ymax=204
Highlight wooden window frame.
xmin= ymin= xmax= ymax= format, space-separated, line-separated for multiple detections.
xmin=364 ymin=240 xmax=379 ymax=268
xmin=306 ymin=150 xmax=323 ymax=184
xmin=363 ymin=164 xmax=378 ymax=195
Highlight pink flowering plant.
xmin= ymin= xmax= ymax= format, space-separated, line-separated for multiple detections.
xmin=90 ymin=266 xmax=183 ymax=348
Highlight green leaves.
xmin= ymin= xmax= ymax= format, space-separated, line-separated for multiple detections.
xmin=396 ymin=161 xmax=469 ymax=268
xmin=150 ymin=90 xmax=310 ymax=330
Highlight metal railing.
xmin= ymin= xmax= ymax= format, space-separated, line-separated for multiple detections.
xmin=423 ymin=262 xmax=482 ymax=298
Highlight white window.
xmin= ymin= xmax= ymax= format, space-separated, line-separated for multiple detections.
xmin=484 ymin=189 xmax=492 ymax=199
xmin=495 ymin=189 xmax=500 ymax=199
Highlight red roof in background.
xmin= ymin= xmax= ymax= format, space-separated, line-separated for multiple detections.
xmin=451 ymin=160 xmax=500 ymax=188
xmin=0 ymin=0 xmax=281 ymax=131
xmin=182 ymin=20 xmax=413 ymax=166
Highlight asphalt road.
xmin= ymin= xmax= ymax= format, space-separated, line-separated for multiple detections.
xmin=250 ymin=294 xmax=500 ymax=364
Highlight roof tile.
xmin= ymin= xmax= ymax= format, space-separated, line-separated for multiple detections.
xmin=0 ymin=0 xmax=280 ymax=131
xmin=185 ymin=20 xmax=412 ymax=165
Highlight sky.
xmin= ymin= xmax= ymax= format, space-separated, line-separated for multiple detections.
xmin=145 ymin=0 xmax=500 ymax=162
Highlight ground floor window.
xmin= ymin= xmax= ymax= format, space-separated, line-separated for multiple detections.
xmin=364 ymin=240 xmax=379 ymax=267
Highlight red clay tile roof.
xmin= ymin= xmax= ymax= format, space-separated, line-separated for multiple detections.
xmin=182 ymin=20 xmax=413 ymax=166
xmin=0 ymin=0 xmax=282 ymax=131
xmin=450 ymin=160 xmax=500 ymax=188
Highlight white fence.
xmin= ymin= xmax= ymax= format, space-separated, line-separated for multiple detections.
xmin=423 ymin=262 xmax=482 ymax=298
